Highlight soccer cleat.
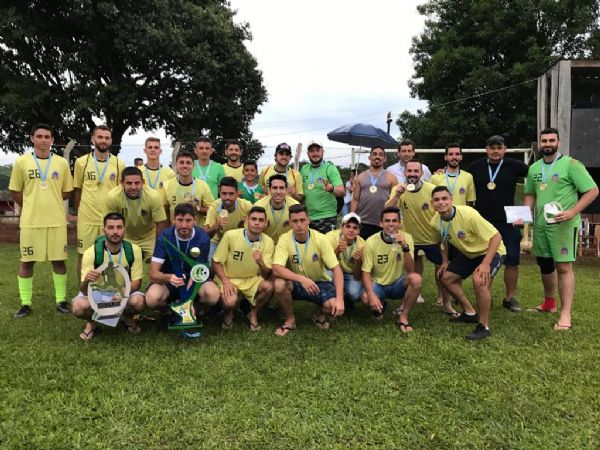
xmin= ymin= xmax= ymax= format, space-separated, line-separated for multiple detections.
xmin=55 ymin=301 xmax=71 ymax=314
xmin=502 ymin=297 xmax=522 ymax=312
xmin=14 ymin=305 xmax=32 ymax=319
xmin=449 ymin=312 xmax=479 ymax=323
xmin=466 ymin=323 xmax=492 ymax=340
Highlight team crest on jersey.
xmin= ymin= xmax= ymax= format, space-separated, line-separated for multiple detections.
xmin=110 ymin=172 xmax=116 ymax=181
xmin=552 ymin=173 xmax=559 ymax=182
xmin=283 ymin=220 xmax=289 ymax=227
xmin=459 ymin=187 xmax=465 ymax=195
xmin=317 ymin=177 xmax=324 ymax=184
xmin=396 ymin=252 xmax=402 ymax=262
xmin=237 ymin=220 xmax=245 ymax=227
xmin=141 ymin=209 xmax=148 ymax=216
xmin=51 ymin=171 xmax=59 ymax=180
xmin=421 ymin=202 xmax=429 ymax=210
xmin=560 ymin=247 xmax=568 ymax=255
xmin=159 ymin=181 xmax=163 ymax=188
xmin=457 ymin=230 xmax=466 ymax=240
xmin=312 ymin=253 xmax=319 ymax=262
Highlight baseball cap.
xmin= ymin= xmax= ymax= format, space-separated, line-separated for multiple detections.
xmin=342 ymin=212 xmax=361 ymax=225
xmin=275 ymin=143 xmax=292 ymax=154
xmin=486 ymin=135 xmax=505 ymax=146
xmin=307 ymin=140 xmax=322 ymax=149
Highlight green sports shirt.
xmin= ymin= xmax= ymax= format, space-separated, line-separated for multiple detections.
xmin=524 ymin=154 xmax=597 ymax=226
xmin=299 ymin=162 xmax=343 ymax=220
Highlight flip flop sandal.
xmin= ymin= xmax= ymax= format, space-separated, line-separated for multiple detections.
xmin=275 ymin=325 xmax=295 ymax=337
xmin=79 ymin=326 xmax=99 ymax=341
xmin=526 ymin=305 xmax=557 ymax=313
xmin=553 ymin=322 xmax=572 ymax=331
xmin=311 ymin=315 xmax=330 ymax=330
xmin=248 ymin=321 xmax=261 ymax=332
xmin=222 ymin=320 xmax=234 ymax=331
xmin=397 ymin=321 xmax=414 ymax=333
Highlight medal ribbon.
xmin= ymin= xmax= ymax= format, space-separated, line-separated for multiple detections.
xmin=308 ymin=164 xmax=321 ymax=186
xmin=269 ymin=201 xmax=285 ymax=230
xmin=144 ymin=165 xmax=162 ymax=189
xmin=243 ymin=229 xmax=261 ymax=248
xmin=487 ymin=159 xmax=504 ymax=185
xmin=439 ymin=207 xmax=456 ymax=242
xmin=540 ymin=153 xmax=561 ymax=184
xmin=196 ymin=161 xmax=212 ymax=181
xmin=369 ymin=170 xmax=382 ymax=189
xmin=444 ymin=169 xmax=459 ymax=195
xmin=243 ymin=181 xmax=258 ymax=196
xmin=93 ymin=153 xmax=110 ymax=183
xmin=292 ymin=231 xmax=311 ymax=270
xmin=104 ymin=245 xmax=124 ymax=267
xmin=32 ymin=152 xmax=52 ymax=184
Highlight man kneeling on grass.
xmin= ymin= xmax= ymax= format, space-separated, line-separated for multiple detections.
xmin=430 ymin=186 xmax=506 ymax=340
xmin=212 ymin=206 xmax=275 ymax=331
xmin=272 ymin=204 xmax=345 ymax=336
xmin=361 ymin=207 xmax=422 ymax=333
xmin=145 ymin=203 xmax=220 ymax=325
xmin=71 ymin=213 xmax=145 ymax=340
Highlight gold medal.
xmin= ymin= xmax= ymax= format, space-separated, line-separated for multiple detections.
xmin=254 ymin=192 xmax=261 ymax=200
xmin=369 ymin=185 xmax=377 ymax=193
xmin=539 ymin=183 xmax=547 ymax=191
xmin=308 ymin=183 xmax=315 ymax=190
xmin=487 ymin=182 xmax=496 ymax=190
xmin=406 ymin=183 xmax=416 ymax=192
xmin=184 ymin=192 xmax=194 ymax=201
xmin=189 ymin=247 xmax=201 ymax=257
xmin=252 ymin=241 xmax=261 ymax=251
xmin=40 ymin=181 xmax=48 ymax=189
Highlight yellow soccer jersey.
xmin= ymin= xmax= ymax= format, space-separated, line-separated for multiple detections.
xmin=80 ymin=240 xmax=144 ymax=283
xmin=142 ymin=164 xmax=176 ymax=191
xmin=74 ymin=153 xmax=126 ymax=224
xmin=222 ymin=163 xmax=244 ymax=182
xmin=205 ymin=198 xmax=253 ymax=243
xmin=213 ymin=228 xmax=274 ymax=279
xmin=105 ymin=185 xmax=167 ymax=241
xmin=259 ymin=166 xmax=304 ymax=196
xmin=387 ymin=182 xmax=439 ymax=245
xmin=273 ymin=229 xmax=339 ymax=282
xmin=325 ymin=230 xmax=365 ymax=274
xmin=254 ymin=195 xmax=299 ymax=243
xmin=430 ymin=170 xmax=476 ymax=206
xmin=429 ymin=205 xmax=506 ymax=258
xmin=362 ymin=232 xmax=415 ymax=286
xmin=9 ymin=153 xmax=73 ymax=228
xmin=161 ymin=177 xmax=213 ymax=227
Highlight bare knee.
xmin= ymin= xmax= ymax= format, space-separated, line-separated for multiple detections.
xmin=274 ymin=278 xmax=289 ymax=295
xmin=71 ymin=297 xmax=91 ymax=318
xmin=200 ymin=282 xmax=220 ymax=305
xmin=555 ymin=262 xmax=572 ymax=275
xmin=260 ymin=280 xmax=274 ymax=297
xmin=127 ymin=294 xmax=145 ymax=312
xmin=406 ymin=273 xmax=422 ymax=289
xmin=145 ymin=285 xmax=167 ymax=309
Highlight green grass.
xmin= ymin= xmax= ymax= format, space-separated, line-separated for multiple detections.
xmin=0 ymin=244 xmax=599 ymax=449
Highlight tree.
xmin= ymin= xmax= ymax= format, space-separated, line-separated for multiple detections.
xmin=398 ymin=0 xmax=600 ymax=148
xmin=0 ymin=0 xmax=267 ymax=160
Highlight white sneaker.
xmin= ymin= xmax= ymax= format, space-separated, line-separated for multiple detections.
xmin=417 ymin=294 xmax=425 ymax=304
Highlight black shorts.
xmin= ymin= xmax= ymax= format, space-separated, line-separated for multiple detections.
xmin=492 ymin=222 xmax=521 ymax=266
xmin=309 ymin=217 xmax=338 ymax=234
xmin=447 ymin=252 xmax=505 ymax=280
xmin=414 ymin=244 xmax=442 ymax=265
xmin=360 ymin=223 xmax=382 ymax=240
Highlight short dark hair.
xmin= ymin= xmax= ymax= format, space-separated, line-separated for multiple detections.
xmin=174 ymin=203 xmax=196 ymax=218
xmin=445 ymin=143 xmax=461 ymax=154
xmin=370 ymin=146 xmax=385 ymax=154
xmin=103 ymin=212 xmax=125 ymax=226
xmin=540 ymin=127 xmax=559 ymax=139
xmin=225 ymin=140 xmax=242 ymax=151
xmin=243 ymin=160 xmax=258 ymax=170
xmin=288 ymin=204 xmax=308 ymax=218
xmin=432 ymin=185 xmax=451 ymax=196
xmin=92 ymin=124 xmax=111 ymax=135
xmin=405 ymin=158 xmax=422 ymax=169
xmin=268 ymin=173 xmax=288 ymax=188
xmin=196 ymin=136 xmax=212 ymax=145
xmin=219 ymin=176 xmax=238 ymax=191
xmin=134 ymin=157 xmax=144 ymax=163
xmin=121 ymin=166 xmax=143 ymax=181
xmin=248 ymin=206 xmax=267 ymax=218
xmin=175 ymin=150 xmax=195 ymax=162
xmin=380 ymin=207 xmax=401 ymax=221
xmin=30 ymin=123 xmax=53 ymax=137
xmin=398 ymin=139 xmax=414 ymax=150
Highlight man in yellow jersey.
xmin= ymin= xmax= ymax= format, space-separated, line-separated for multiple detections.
xmin=213 ymin=206 xmax=275 ymax=331
xmin=222 ymin=140 xmax=244 ymax=182
xmin=430 ymin=144 xmax=475 ymax=206
xmin=10 ymin=123 xmax=74 ymax=318
xmin=258 ymin=143 xmax=304 ymax=201
xmin=71 ymin=212 xmax=145 ymax=339
xmin=431 ymin=186 xmax=506 ymax=340
xmin=192 ymin=136 xmax=225 ymax=199
xmin=205 ymin=176 xmax=253 ymax=260
xmin=385 ymin=159 xmax=456 ymax=315
xmin=162 ymin=151 xmax=213 ymax=227
xmin=361 ymin=207 xmax=422 ymax=333
xmin=105 ymin=166 xmax=167 ymax=260
xmin=141 ymin=137 xmax=175 ymax=190
xmin=255 ymin=174 xmax=299 ymax=243
xmin=272 ymin=204 xmax=344 ymax=336
xmin=73 ymin=125 xmax=126 ymax=281
xmin=325 ymin=213 xmax=365 ymax=310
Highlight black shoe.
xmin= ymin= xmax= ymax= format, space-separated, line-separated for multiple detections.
xmin=449 ymin=312 xmax=479 ymax=323
xmin=56 ymin=301 xmax=71 ymax=314
xmin=502 ymin=297 xmax=522 ymax=312
xmin=14 ymin=305 xmax=31 ymax=319
xmin=466 ymin=323 xmax=492 ymax=340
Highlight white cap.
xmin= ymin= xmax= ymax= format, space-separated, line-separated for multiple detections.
xmin=307 ymin=140 xmax=323 ymax=149
xmin=342 ymin=212 xmax=361 ymax=225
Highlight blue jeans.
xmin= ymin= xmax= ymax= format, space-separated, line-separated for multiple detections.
xmin=372 ymin=275 xmax=407 ymax=301
xmin=326 ymin=270 xmax=363 ymax=303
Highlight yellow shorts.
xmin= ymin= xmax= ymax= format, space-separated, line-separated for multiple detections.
xmin=77 ymin=222 xmax=104 ymax=255
xmin=126 ymin=233 xmax=155 ymax=262
xmin=20 ymin=226 xmax=68 ymax=262
xmin=216 ymin=275 xmax=264 ymax=306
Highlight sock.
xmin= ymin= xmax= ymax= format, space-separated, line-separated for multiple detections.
xmin=52 ymin=272 xmax=67 ymax=303
xmin=17 ymin=276 xmax=33 ymax=306
xmin=543 ymin=297 xmax=556 ymax=308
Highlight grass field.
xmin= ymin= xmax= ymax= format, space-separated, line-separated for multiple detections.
xmin=0 ymin=244 xmax=599 ymax=449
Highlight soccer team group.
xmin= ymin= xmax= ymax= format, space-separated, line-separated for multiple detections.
xmin=9 ymin=123 xmax=598 ymax=340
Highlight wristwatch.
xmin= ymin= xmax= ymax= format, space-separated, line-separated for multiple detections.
xmin=401 ymin=245 xmax=410 ymax=253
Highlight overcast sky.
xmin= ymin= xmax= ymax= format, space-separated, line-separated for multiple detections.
xmin=2 ymin=1 xmax=426 ymax=167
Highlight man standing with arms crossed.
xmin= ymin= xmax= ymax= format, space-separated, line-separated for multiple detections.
xmin=192 ymin=136 xmax=225 ymax=199
xmin=469 ymin=135 xmax=529 ymax=312
xmin=141 ymin=137 xmax=175 ymax=191
xmin=105 ymin=166 xmax=167 ymax=260
xmin=430 ymin=144 xmax=475 ymax=206
xmin=522 ymin=128 xmax=598 ymax=330
xmin=351 ymin=146 xmax=397 ymax=239
xmin=73 ymin=125 xmax=126 ymax=282
xmin=259 ymin=142 xmax=304 ymax=201
xmin=300 ymin=141 xmax=344 ymax=233
xmin=10 ymin=123 xmax=73 ymax=318
xmin=387 ymin=139 xmax=432 ymax=183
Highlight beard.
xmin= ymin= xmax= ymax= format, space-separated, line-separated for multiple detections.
xmin=541 ymin=145 xmax=558 ymax=156
xmin=447 ymin=160 xmax=460 ymax=168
